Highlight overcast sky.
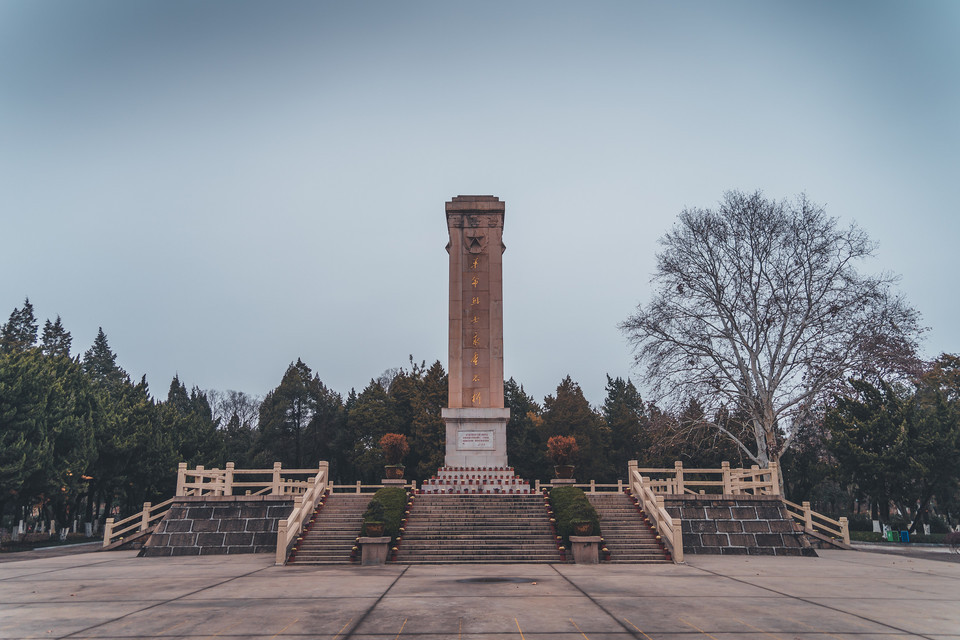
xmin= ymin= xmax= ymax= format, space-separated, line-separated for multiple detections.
xmin=2 ymin=1 xmax=958 ymax=407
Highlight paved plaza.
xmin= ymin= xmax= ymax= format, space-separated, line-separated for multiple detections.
xmin=1 ymin=548 xmax=958 ymax=639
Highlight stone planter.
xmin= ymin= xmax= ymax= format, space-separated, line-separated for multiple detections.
xmin=554 ymin=465 xmax=575 ymax=479
xmin=384 ymin=466 xmax=405 ymax=480
xmin=365 ymin=522 xmax=384 ymax=537
xmin=573 ymin=522 xmax=593 ymax=536
xmin=359 ymin=536 xmax=391 ymax=566
xmin=569 ymin=535 xmax=601 ymax=564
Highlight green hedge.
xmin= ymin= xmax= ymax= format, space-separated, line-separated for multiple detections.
xmin=849 ymin=530 xmax=949 ymax=544
xmin=550 ymin=486 xmax=600 ymax=544
xmin=361 ymin=487 xmax=408 ymax=541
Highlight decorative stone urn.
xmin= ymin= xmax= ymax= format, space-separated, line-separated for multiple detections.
xmin=384 ymin=465 xmax=405 ymax=480
xmin=554 ymin=465 xmax=575 ymax=479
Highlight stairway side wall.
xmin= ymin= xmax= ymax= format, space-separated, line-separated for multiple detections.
xmin=141 ymin=496 xmax=294 ymax=557
xmin=663 ymin=495 xmax=817 ymax=557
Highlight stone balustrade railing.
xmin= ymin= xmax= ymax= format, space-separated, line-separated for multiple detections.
xmin=628 ymin=462 xmax=684 ymax=563
xmin=176 ymin=462 xmax=326 ymax=497
xmin=635 ymin=461 xmax=781 ymax=496
xmin=275 ymin=462 xmax=329 ymax=565
xmin=783 ymin=498 xmax=850 ymax=546
xmin=102 ymin=496 xmax=177 ymax=548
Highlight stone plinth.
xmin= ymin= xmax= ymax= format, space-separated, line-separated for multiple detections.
xmin=141 ymin=496 xmax=293 ymax=557
xmin=569 ymin=535 xmax=602 ymax=564
xmin=380 ymin=479 xmax=406 ymax=486
xmin=359 ymin=536 xmax=391 ymax=566
xmin=420 ymin=465 xmax=531 ymax=494
xmin=662 ymin=495 xmax=817 ymax=556
xmin=442 ymin=407 xmax=510 ymax=467
xmin=551 ymin=479 xmax=577 ymax=485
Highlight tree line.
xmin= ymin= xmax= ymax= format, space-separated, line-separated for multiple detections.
xmin=2 ymin=296 xmax=958 ymax=533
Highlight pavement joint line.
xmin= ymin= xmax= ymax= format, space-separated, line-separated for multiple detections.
xmin=0 ymin=556 xmax=117 ymax=581
xmin=394 ymin=616 xmax=408 ymax=639
xmin=779 ymin=614 xmax=847 ymax=640
xmin=549 ymin=564 xmax=644 ymax=640
xmin=679 ymin=616 xmax=721 ymax=640
xmin=569 ymin=617 xmax=589 ymax=639
xmin=823 ymin=550 xmax=960 ymax=582
xmin=734 ymin=616 xmax=784 ymax=640
xmin=268 ymin=616 xmax=299 ymax=639
xmin=622 ymin=618 xmax=655 ymax=640
xmin=686 ymin=562 xmax=941 ymax=640
xmin=56 ymin=562 xmax=273 ymax=640
xmin=331 ymin=617 xmax=353 ymax=640
xmin=338 ymin=565 xmax=409 ymax=640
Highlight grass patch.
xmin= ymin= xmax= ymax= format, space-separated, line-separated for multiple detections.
xmin=549 ymin=486 xmax=600 ymax=545
xmin=849 ymin=530 xmax=949 ymax=544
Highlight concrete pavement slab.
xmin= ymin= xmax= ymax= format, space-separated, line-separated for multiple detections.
xmin=0 ymin=547 xmax=957 ymax=639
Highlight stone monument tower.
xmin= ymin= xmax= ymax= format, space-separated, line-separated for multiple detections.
xmin=441 ymin=196 xmax=510 ymax=467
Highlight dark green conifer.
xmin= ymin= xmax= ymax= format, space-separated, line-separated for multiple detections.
xmin=0 ymin=297 xmax=39 ymax=354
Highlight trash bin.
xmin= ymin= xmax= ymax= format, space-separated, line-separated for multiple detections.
xmin=900 ymin=530 xmax=910 ymax=543
xmin=886 ymin=530 xmax=897 ymax=542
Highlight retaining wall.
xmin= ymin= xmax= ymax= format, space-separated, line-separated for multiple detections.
xmin=663 ymin=495 xmax=816 ymax=557
xmin=140 ymin=496 xmax=294 ymax=557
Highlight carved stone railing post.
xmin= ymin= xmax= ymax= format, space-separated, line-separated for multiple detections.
xmin=103 ymin=518 xmax=114 ymax=546
xmin=175 ymin=463 xmax=187 ymax=496
xmin=721 ymin=461 xmax=732 ymax=494
xmin=768 ymin=461 xmax=781 ymax=495
xmin=674 ymin=461 xmax=684 ymax=495
xmin=224 ymin=462 xmax=235 ymax=496
xmin=803 ymin=501 xmax=814 ymax=530
xmin=272 ymin=462 xmax=282 ymax=495
xmin=140 ymin=502 xmax=151 ymax=531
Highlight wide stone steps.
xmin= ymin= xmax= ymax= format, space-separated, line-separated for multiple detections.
xmin=288 ymin=493 xmax=369 ymax=565
xmin=587 ymin=493 xmax=670 ymax=564
xmin=395 ymin=494 xmax=563 ymax=564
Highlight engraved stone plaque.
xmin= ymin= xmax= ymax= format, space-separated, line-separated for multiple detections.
xmin=457 ymin=430 xmax=495 ymax=450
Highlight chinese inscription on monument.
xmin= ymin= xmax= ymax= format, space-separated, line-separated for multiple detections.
xmin=442 ymin=195 xmax=510 ymax=467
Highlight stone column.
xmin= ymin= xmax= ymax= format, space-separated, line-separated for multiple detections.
xmin=442 ymin=196 xmax=510 ymax=467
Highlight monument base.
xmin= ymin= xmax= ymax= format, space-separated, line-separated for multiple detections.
xmin=442 ymin=407 xmax=510 ymax=468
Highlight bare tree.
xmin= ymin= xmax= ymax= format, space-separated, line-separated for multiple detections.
xmin=207 ymin=389 xmax=262 ymax=430
xmin=620 ymin=191 xmax=923 ymax=467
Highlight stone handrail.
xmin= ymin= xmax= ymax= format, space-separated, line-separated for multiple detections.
xmin=635 ymin=461 xmax=781 ymax=496
xmin=102 ymin=496 xmax=176 ymax=547
xmin=782 ymin=498 xmax=850 ymax=545
xmin=176 ymin=462 xmax=324 ymax=496
xmin=535 ymin=480 xmax=624 ymax=493
xmin=275 ymin=462 xmax=329 ymax=565
xmin=628 ymin=461 xmax=683 ymax=563
xmin=330 ymin=481 xmax=418 ymax=493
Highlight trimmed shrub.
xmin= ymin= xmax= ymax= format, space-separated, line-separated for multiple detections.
xmin=550 ymin=486 xmax=600 ymax=543
xmin=361 ymin=486 xmax=407 ymax=540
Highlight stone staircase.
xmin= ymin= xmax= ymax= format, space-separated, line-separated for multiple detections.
xmin=288 ymin=493 xmax=369 ymax=564
xmin=587 ymin=492 xmax=670 ymax=563
xmin=395 ymin=494 xmax=564 ymax=563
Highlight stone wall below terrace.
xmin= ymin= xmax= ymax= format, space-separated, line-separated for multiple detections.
xmin=663 ymin=495 xmax=817 ymax=557
xmin=140 ymin=496 xmax=294 ymax=557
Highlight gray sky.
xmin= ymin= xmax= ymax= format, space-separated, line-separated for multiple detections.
xmin=2 ymin=1 xmax=958 ymax=407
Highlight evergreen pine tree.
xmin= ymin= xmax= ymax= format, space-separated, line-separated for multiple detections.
xmin=82 ymin=328 xmax=128 ymax=390
xmin=542 ymin=375 xmax=612 ymax=481
xmin=41 ymin=315 xmax=72 ymax=358
xmin=0 ymin=298 xmax=39 ymax=354
xmin=505 ymin=378 xmax=548 ymax=481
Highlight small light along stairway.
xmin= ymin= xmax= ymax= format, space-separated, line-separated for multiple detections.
xmin=394 ymin=494 xmax=564 ymax=564
xmin=287 ymin=493 xmax=369 ymax=565
xmin=587 ymin=492 xmax=671 ymax=563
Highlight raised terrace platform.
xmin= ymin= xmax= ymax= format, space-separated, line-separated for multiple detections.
xmin=419 ymin=466 xmax=532 ymax=494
